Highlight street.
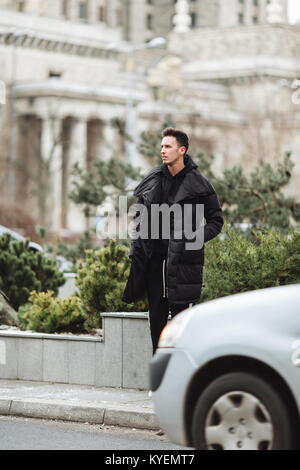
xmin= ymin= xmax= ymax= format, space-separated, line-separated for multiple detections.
xmin=0 ymin=416 xmax=191 ymax=451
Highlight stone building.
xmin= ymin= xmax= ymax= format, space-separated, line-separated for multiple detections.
xmin=0 ymin=0 xmax=299 ymax=236
xmin=123 ymin=0 xmax=288 ymax=43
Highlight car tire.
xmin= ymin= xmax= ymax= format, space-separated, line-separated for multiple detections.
xmin=191 ymin=371 xmax=294 ymax=450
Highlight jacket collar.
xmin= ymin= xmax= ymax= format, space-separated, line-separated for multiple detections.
xmin=134 ymin=154 xmax=213 ymax=204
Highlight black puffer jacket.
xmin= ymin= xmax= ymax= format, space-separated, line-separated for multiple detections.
xmin=122 ymin=154 xmax=223 ymax=305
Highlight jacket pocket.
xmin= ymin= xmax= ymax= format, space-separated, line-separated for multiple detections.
xmin=179 ymin=248 xmax=204 ymax=265
xmin=176 ymin=263 xmax=203 ymax=285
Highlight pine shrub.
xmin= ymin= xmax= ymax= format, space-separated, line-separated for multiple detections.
xmin=201 ymin=225 xmax=300 ymax=303
xmin=18 ymin=291 xmax=88 ymax=334
xmin=76 ymin=240 xmax=147 ymax=323
xmin=0 ymin=233 xmax=65 ymax=310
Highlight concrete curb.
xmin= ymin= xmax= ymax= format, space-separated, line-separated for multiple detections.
xmin=0 ymin=397 xmax=160 ymax=430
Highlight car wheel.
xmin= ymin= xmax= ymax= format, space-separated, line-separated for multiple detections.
xmin=192 ymin=372 xmax=294 ymax=450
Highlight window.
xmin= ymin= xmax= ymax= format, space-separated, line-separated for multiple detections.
xmin=115 ymin=9 xmax=122 ymax=26
xmin=253 ymin=16 xmax=258 ymax=23
xmin=98 ymin=6 xmax=105 ymax=22
xmin=147 ymin=14 xmax=153 ymax=30
xmin=238 ymin=13 xmax=244 ymax=24
xmin=191 ymin=12 xmax=197 ymax=28
xmin=48 ymin=71 xmax=62 ymax=78
xmin=78 ymin=1 xmax=88 ymax=20
xmin=62 ymin=0 xmax=69 ymax=18
xmin=16 ymin=0 xmax=26 ymax=12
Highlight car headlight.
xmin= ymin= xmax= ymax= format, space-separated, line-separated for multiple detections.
xmin=158 ymin=309 xmax=193 ymax=348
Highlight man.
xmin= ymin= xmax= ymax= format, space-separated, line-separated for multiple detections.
xmin=123 ymin=128 xmax=223 ymax=354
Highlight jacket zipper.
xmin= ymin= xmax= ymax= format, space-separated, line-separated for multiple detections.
xmin=162 ymin=259 xmax=168 ymax=298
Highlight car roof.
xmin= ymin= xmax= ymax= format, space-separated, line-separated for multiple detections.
xmin=0 ymin=224 xmax=25 ymax=240
xmin=0 ymin=225 xmax=43 ymax=251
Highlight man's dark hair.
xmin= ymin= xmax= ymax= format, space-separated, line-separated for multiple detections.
xmin=162 ymin=128 xmax=189 ymax=153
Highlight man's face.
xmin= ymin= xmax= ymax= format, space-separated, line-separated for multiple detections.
xmin=160 ymin=136 xmax=185 ymax=166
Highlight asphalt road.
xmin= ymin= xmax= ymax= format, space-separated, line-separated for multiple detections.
xmin=0 ymin=416 xmax=191 ymax=451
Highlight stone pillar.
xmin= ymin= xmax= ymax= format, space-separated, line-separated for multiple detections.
xmin=258 ymin=0 xmax=267 ymax=23
xmin=218 ymin=0 xmax=237 ymax=27
xmin=173 ymin=0 xmax=191 ymax=33
xmin=41 ymin=117 xmax=62 ymax=231
xmin=243 ymin=0 xmax=253 ymax=25
xmin=68 ymin=0 xmax=81 ymax=20
xmin=106 ymin=0 xmax=118 ymax=27
xmin=266 ymin=0 xmax=285 ymax=24
xmin=100 ymin=120 xmax=115 ymax=161
xmin=89 ymin=0 xmax=98 ymax=23
xmin=125 ymin=0 xmax=146 ymax=44
xmin=67 ymin=118 xmax=88 ymax=232
xmin=43 ymin=0 xmax=61 ymax=18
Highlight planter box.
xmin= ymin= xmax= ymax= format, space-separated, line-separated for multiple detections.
xmin=0 ymin=312 xmax=152 ymax=390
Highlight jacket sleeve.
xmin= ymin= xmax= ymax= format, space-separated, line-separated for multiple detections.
xmin=129 ymin=196 xmax=144 ymax=258
xmin=203 ymin=191 xmax=224 ymax=243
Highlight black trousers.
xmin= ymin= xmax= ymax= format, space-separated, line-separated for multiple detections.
xmin=146 ymin=253 xmax=192 ymax=354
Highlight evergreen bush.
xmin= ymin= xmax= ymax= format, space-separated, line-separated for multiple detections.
xmin=201 ymin=225 xmax=300 ymax=303
xmin=0 ymin=233 xmax=65 ymax=310
xmin=76 ymin=240 xmax=147 ymax=324
xmin=18 ymin=291 xmax=88 ymax=334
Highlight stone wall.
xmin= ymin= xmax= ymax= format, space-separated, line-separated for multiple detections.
xmin=0 ymin=312 xmax=152 ymax=390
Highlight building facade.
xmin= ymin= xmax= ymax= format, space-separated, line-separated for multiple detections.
xmin=0 ymin=0 xmax=299 ymax=236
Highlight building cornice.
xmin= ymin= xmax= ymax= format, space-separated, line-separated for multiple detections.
xmin=0 ymin=10 xmax=123 ymax=59
xmin=12 ymin=80 xmax=146 ymax=105
xmin=0 ymin=29 xmax=122 ymax=59
xmin=183 ymin=56 xmax=300 ymax=81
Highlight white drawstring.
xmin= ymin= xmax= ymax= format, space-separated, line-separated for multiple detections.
xmin=162 ymin=259 xmax=166 ymax=298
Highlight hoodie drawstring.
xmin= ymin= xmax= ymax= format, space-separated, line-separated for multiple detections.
xmin=162 ymin=259 xmax=168 ymax=298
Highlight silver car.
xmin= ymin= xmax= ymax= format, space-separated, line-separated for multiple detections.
xmin=0 ymin=224 xmax=43 ymax=252
xmin=150 ymin=284 xmax=300 ymax=450
xmin=0 ymin=225 xmax=73 ymax=272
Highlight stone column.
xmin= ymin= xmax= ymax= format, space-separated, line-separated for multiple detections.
xmin=89 ymin=0 xmax=98 ymax=23
xmin=218 ymin=0 xmax=237 ymax=27
xmin=41 ymin=116 xmax=62 ymax=231
xmin=173 ymin=0 xmax=191 ymax=33
xmin=243 ymin=0 xmax=253 ymax=25
xmin=126 ymin=0 xmax=146 ymax=44
xmin=68 ymin=0 xmax=80 ymax=20
xmin=266 ymin=0 xmax=285 ymax=23
xmin=67 ymin=118 xmax=88 ymax=232
xmin=258 ymin=0 xmax=267 ymax=23
xmin=43 ymin=0 xmax=61 ymax=18
xmin=106 ymin=0 xmax=118 ymax=27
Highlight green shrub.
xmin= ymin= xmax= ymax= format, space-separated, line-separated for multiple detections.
xmin=76 ymin=240 xmax=147 ymax=323
xmin=0 ymin=233 xmax=65 ymax=310
xmin=18 ymin=291 xmax=88 ymax=334
xmin=201 ymin=225 xmax=300 ymax=303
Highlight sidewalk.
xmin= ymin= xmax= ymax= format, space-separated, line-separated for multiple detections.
xmin=0 ymin=379 xmax=159 ymax=430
